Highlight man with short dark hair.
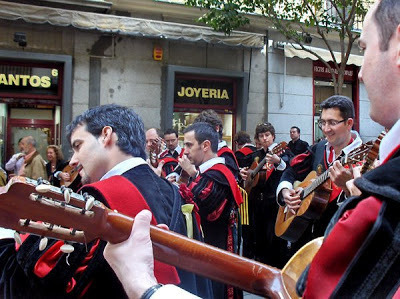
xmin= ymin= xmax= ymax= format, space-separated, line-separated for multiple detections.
xmin=180 ymin=121 xmax=242 ymax=299
xmin=159 ymin=128 xmax=185 ymax=178
xmin=240 ymin=122 xmax=292 ymax=267
xmin=277 ymin=95 xmax=363 ymax=255
xmin=193 ymin=109 xmax=240 ymax=179
xmin=288 ymin=126 xmax=309 ymax=155
xmin=160 ymin=128 xmax=183 ymax=159
xmin=233 ymin=131 xmax=256 ymax=168
xmin=0 ymin=104 xmax=212 ymax=298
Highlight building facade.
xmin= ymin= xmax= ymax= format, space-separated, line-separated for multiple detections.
xmin=0 ymin=0 xmax=382 ymax=165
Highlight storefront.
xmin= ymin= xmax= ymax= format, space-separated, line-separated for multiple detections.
xmin=163 ymin=65 xmax=249 ymax=149
xmin=313 ymin=60 xmax=359 ymax=142
xmin=0 ymin=50 xmax=72 ymax=165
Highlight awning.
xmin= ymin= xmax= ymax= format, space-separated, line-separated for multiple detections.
xmin=284 ymin=44 xmax=363 ymax=66
xmin=0 ymin=1 xmax=264 ymax=48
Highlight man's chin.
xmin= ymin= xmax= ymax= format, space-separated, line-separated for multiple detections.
xmin=81 ymin=175 xmax=93 ymax=185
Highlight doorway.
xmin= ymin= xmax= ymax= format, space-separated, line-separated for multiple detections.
xmin=7 ymin=107 xmax=55 ymax=162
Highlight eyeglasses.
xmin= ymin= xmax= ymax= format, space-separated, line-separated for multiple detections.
xmin=317 ymin=119 xmax=347 ymax=129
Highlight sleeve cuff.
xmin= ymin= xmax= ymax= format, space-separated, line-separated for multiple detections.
xmin=0 ymin=227 xmax=15 ymax=239
xmin=152 ymin=284 xmax=200 ymax=299
xmin=276 ymin=159 xmax=286 ymax=171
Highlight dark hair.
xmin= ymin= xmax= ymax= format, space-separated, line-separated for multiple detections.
xmin=374 ymin=0 xmax=400 ymax=51
xmin=164 ymin=128 xmax=178 ymax=138
xmin=66 ymin=104 xmax=146 ymax=159
xmin=47 ymin=145 xmax=64 ymax=161
xmin=320 ymin=95 xmax=355 ymax=120
xmin=234 ymin=131 xmax=251 ymax=145
xmin=255 ymin=122 xmax=275 ymax=140
xmin=183 ymin=122 xmax=218 ymax=153
xmin=290 ymin=126 xmax=300 ymax=134
xmin=193 ymin=109 xmax=223 ymax=140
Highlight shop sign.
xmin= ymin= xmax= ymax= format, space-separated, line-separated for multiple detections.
xmin=174 ymin=76 xmax=234 ymax=106
xmin=313 ymin=61 xmax=357 ymax=82
xmin=0 ymin=63 xmax=60 ymax=97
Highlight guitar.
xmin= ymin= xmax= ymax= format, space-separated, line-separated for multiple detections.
xmin=244 ymin=142 xmax=287 ymax=193
xmin=0 ymin=176 xmax=323 ymax=299
xmin=275 ymin=143 xmax=372 ymax=242
xmin=59 ymin=164 xmax=82 ymax=191
xmin=360 ymin=131 xmax=385 ymax=174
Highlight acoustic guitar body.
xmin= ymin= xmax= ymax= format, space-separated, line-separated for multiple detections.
xmin=244 ymin=157 xmax=260 ymax=193
xmin=281 ymin=237 xmax=324 ymax=298
xmin=275 ymin=171 xmax=332 ymax=242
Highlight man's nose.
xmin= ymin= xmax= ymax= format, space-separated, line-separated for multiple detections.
xmin=69 ymin=153 xmax=78 ymax=167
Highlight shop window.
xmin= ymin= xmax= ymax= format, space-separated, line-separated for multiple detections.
xmin=173 ymin=111 xmax=233 ymax=148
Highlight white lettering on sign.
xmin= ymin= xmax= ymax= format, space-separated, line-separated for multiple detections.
xmin=314 ymin=66 xmax=353 ymax=77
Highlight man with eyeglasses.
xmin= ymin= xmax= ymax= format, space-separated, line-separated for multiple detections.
xmin=276 ymin=95 xmax=362 ymax=255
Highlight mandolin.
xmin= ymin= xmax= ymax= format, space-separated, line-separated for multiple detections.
xmin=59 ymin=164 xmax=82 ymax=191
xmin=359 ymin=131 xmax=385 ymax=174
xmin=275 ymin=143 xmax=372 ymax=242
xmin=0 ymin=176 xmax=323 ymax=299
xmin=244 ymin=142 xmax=287 ymax=193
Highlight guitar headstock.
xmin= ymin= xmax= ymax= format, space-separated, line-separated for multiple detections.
xmin=342 ymin=143 xmax=372 ymax=165
xmin=0 ymin=176 xmax=133 ymax=246
xmin=272 ymin=141 xmax=288 ymax=156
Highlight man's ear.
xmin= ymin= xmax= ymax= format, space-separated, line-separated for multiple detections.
xmin=396 ymin=24 xmax=400 ymax=67
xmin=202 ymin=139 xmax=211 ymax=151
xmin=347 ymin=118 xmax=354 ymax=128
xmin=101 ymin=126 xmax=114 ymax=145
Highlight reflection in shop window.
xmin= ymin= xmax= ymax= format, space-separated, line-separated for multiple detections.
xmin=173 ymin=112 xmax=233 ymax=148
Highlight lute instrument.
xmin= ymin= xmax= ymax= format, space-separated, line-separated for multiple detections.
xmin=359 ymin=131 xmax=385 ymax=174
xmin=275 ymin=142 xmax=372 ymax=242
xmin=59 ymin=164 xmax=82 ymax=190
xmin=0 ymin=176 xmax=323 ymax=299
xmin=244 ymin=142 xmax=287 ymax=193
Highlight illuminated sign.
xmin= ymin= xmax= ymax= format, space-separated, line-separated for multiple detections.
xmin=174 ymin=76 xmax=234 ymax=106
xmin=0 ymin=63 xmax=61 ymax=98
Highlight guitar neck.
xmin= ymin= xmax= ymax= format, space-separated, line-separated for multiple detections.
xmin=302 ymin=155 xmax=347 ymax=198
xmin=251 ymin=142 xmax=286 ymax=178
xmin=106 ymin=212 xmax=288 ymax=298
xmin=252 ymin=156 xmax=268 ymax=177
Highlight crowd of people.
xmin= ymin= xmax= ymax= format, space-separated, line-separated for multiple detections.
xmin=0 ymin=0 xmax=399 ymax=298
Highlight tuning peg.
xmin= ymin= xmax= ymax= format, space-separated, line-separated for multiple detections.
xmin=39 ymin=237 xmax=48 ymax=251
xmin=60 ymin=243 xmax=74 ymax=254
xmin=36 ymin=183 xmax=51 ymax=193
xmin=83 ymin=193 xmax=95 ymax=211
xmin=61 ymin=186 xmax=72 ymax=204
xmin=14 ymin=231 xmax=22 ymax=245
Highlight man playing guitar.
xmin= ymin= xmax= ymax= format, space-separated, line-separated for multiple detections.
xmin=240 ymin=122 xmax=293 ymax=268
xmin=276 ymin=95 xmax=363 ymax=253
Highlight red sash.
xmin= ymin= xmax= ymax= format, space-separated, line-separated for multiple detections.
xmin=237 ymin=147 xmax=253 ymax=156
xmin=218 ymin=146 xmax=239 ymax=167
xmin=204 ymin=163 xmax=243 ymax=207
xmin=84 ymin=176 xmax=180 ymax=285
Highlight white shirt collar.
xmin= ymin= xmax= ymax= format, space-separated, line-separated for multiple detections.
xmin=101 ymin=157 xmax=147 ymax=181
xmin=218 ymin=140 xmax=227 ymax=150
xmin=199 ymin=157 xmax=225 ymax=173
xmin=380 ymin=120 xmax=400 ymax=162
xmin=325 ymin=130 xmax=363 ymax=159
xmin=172 ymin=145 xmax=182 ymax=155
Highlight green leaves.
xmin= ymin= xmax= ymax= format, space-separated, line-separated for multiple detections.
xmin=185 ymin=0 xmax=372 ymax=93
